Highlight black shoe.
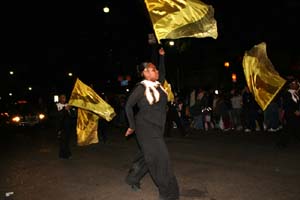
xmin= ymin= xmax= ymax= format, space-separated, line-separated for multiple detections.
xmin=131 ymin=183 xmax=141 ymax=191
xmin=59 ymin=154 xmax=72 ymax=159
xmin=59 ymin=156 xmax=71 ymax=160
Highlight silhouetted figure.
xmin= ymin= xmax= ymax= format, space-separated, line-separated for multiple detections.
xmin=165 ymin=101 xmax=186 ymax=137
xmin=278 ymin=79 xmax=300 ymax=148
xmin=55 ymin=94 xmax=75 ymax=159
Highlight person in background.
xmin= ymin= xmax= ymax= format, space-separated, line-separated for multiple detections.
xmin=165 ymin=96 xmax=186 ymax=137
xmin=242 ymin=86 xmax=259 ymax=132
xmin=98 ymin=94 xmax=110 ymax=144
xmin=278 ymin=78 xmax=300 ymax=148
xmin=124 ymin=47 xmax=179 ymax=200
xmin=55 ymin=94 xmax=75 ymax=159
xmin=230 ymin=88 xmax=243 ymax=131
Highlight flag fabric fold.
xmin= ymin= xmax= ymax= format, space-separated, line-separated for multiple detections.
xmin=68 ymin=78 xmax=116 ymax=146
xmin=76 ymin=108 xmax=100 ymax=146
xmin=242 ymin=42 xmax=286 ymax=111
xmin=163 ymin=79 xmax=175 ymax=102
xmin=144 ymin=0 xmax=218 ymax=43
xmin=68 ymin=78 xmax=116 ymax=121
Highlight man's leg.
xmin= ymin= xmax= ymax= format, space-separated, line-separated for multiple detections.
xmin=125 ymin=150 xmax=148 ymax=190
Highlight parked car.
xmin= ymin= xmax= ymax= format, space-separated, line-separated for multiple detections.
xmin=4 ymin=100 xmax=48 ymax=127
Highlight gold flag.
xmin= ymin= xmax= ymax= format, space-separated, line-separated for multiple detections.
xmin=68 ymin=78 xmax=116 ymax=146
xmin=76 ymin=108 xmax=99 ymax=146
xmin=242 ymin=42 xmax=286 ymax=111
xmin=163 ymin=79 xmax=175 ymax=102
xmin=144 ymin=0 xmax=218 ymax=43
xmin=68 ymin=78 xmax=116 ymax=121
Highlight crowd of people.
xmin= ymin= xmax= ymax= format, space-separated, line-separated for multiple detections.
xmin=171 ymin=79 xmax=299 ymax=136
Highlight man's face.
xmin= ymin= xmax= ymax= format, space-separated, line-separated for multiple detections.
xmin=59 ymin=95 xmax=67 ymax=103
xmin=143 ymin=63 xmax=159 ymax=81
xmin=290 ymin=80 xmax=299 ymax=90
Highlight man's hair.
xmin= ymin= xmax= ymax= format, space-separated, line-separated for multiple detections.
xmin=137 ymin=62 xmax=149 ymax=77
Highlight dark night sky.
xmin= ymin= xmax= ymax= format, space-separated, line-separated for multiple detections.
xmin=1 ymin=0 xmax=300 ymax=98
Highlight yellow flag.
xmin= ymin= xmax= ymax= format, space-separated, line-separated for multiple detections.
xmin=163 ymin=80 xmax=175 ymax=102
xmin=68 ymin=78 xmax=116 ymax=146
xmin=76 ymin=108 xmax=99 ymax=146
xmin=144 ymin=0 xmax=218 ymax=43
xmin=242 ymin=42 xmax=286 ymax=111
xmin=68 ymin=78 xmax=116 ymax=121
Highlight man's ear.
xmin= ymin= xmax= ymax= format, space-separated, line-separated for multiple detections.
xmin=142 ymin=70 xmax=146 ymax=77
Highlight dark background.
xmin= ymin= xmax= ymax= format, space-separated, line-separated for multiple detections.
xmin=0 ymin=0 xmax=299 ymax=101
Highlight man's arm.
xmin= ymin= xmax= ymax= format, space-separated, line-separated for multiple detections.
xmin=158 ymin=47 xmax=166 ymax=83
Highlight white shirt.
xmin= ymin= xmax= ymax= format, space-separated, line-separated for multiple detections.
xmin=56 ymin=102 xmax=68 ymax=111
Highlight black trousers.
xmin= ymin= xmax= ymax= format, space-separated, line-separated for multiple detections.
xmin=125 ymin=150 xmax=148 ymax=185
xmin=98 ymin=120 xmax=108 ymax=143
xmin=58 ymin=129 xmax=72 ymax=159
xmin=277 ymin=117 xmax=300 ymax=148
xmin=126 ymin=134 xmax=179 ymax=199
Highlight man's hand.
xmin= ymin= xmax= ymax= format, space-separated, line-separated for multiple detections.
xmin=125 ymin=128 xmax=134 ymax=137
xmin=159 ymin=47 xmax=165 ymax=56
xmin=65 ymin=105 xmax=71 ymax=111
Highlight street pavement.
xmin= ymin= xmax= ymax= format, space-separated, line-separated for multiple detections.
xmin=0 ymin=125 xmax=300 ymax=200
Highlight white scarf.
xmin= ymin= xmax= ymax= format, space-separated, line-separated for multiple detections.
xmin=288 ymin=89 xmax=299 ymax=103
xmin=56 ymin=102 xmax=68 ymax=111
xmin=141 ymin=80 xmax=167 ymax=105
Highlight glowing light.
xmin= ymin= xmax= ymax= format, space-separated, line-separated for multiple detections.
xmin=118 ymin=75 xmax=123 ymax=82
xmin=125 ymin=75 xmax=131 ymax=81
xmin=12 ymin=116 xmax=21 ymax=122
xmin=224 ymin=62 xmax=230 ymax=68
xmin=39 ymin=114 xmax=45 ymax=120
xmin=9 ymin=71 xmax=14 ymax=75
xmin=169 ymin=41 xmax=175 ymax=46
xmin=232 ymin=73 xmax=237 ymax=82
xmin=103 ymin=6 xmax=110 ymax=13
xmin=54 ymin=95 xmax=59 ymax=103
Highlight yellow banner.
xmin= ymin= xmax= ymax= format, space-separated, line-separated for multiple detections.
xmin=68 ymin=78 xmax=116 ymax=121
xmin=144 ymin=0 xmax=218 ymax=43
xmin=242 ymin=42 xmax=286 ymax=111
xmin=68 ymin=78 xmax=116 ymax=146
xmin=76 ymin=108 xmax=99 ymax=146
xmin=163 ymin=79 xmax=175 ymax=102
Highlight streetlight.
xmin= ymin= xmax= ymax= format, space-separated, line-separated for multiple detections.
xmin=231 ymin=73 xmax=237 ymax=83
xmin=9 ymin=71 xmax=14 ymax=75
xmin=28 ymin=87 xmax=32 ymax=91
xmin=169 ymin=40 xmax=175 ymax=46
xmin=68 ymin=72 xmax=73 ymax=77
xmin=103 ymin=6 xmax=110 ymax=13
xmin=224 ymin=61 xmax=230 ymax=68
